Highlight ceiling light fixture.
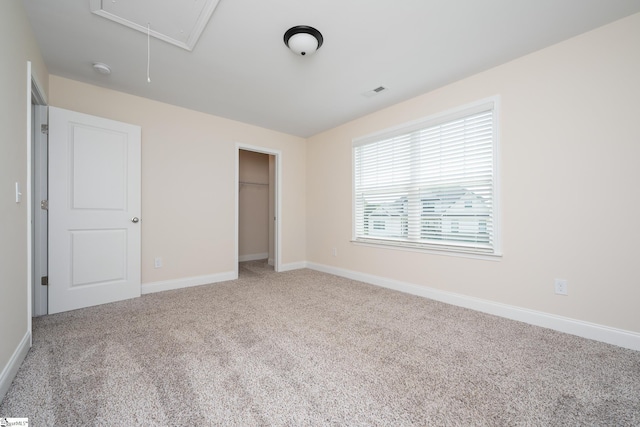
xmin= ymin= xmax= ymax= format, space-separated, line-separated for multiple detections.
xmin=284 ymin=26 xmax=323 ymax=56
xmin=92 ymin=62 xmax=112 ymax=75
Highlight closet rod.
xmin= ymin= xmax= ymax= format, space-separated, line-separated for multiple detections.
xmin=239 ymin=181 xmax=268 ymax=186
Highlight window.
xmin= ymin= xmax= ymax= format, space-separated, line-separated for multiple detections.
xmin=353 ymin=98 xmax=500 ymax=256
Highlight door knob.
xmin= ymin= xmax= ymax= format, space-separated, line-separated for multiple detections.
xmin=131 ymin=217 xmax=140 ymax=223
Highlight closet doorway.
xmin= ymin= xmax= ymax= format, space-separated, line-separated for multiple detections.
xmin=236 ymin=145 xmax=280 ymax=274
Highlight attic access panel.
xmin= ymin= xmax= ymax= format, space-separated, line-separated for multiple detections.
xmin=90 ymin=0 xmax=220 ymax=51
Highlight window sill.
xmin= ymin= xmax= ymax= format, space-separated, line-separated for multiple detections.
xmin=351 ymin=239 xmax=502 ymax=261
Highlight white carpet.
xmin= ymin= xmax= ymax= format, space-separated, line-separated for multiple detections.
xmin=2 ymin=261 xmax=639 ymax=425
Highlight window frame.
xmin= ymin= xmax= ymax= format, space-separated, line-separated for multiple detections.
xmin=351 ymin=96 xmax=502 ymax=259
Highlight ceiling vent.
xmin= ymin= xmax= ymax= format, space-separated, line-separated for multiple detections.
xmin=90 ymin=0 xmax=220 ymax=51
xmin=362 ymin=86 xmax=388 ymax=98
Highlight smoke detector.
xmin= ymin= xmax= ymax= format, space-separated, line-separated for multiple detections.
xmin=92 ymin=62 xmax=112 ymax=75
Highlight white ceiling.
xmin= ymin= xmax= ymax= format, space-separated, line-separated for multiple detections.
xmin=24 ymin=0 xmax=640 ymax=137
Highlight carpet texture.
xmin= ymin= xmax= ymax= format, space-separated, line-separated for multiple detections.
xmin=1 ymin=261 xmax=639 ymax=425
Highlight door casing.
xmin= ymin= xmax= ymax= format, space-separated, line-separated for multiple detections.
xmin=32 ymin=103 xmax=48 ymax=316
xmin=235 ymin=143 xmax=282 ymax=276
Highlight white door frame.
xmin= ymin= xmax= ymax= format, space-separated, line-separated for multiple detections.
xmin=32 ymin=103 xmax=48 ymax=317
xmin=27 ymin=63 xmax=48 ymax=335
xmin=235 ymin=143 xmax=282 ymax=275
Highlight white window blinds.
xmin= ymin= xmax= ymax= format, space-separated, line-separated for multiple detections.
xmin=353 ymin=99 xmax=499 ymax=255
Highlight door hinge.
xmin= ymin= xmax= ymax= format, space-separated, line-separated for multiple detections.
xmin=41 ymin=276 xmax=48 ymax=286
xmin=41 ymin=124 xmax=48 ymax=135
xmin=40 ymin=200 xmax=48 ymax=210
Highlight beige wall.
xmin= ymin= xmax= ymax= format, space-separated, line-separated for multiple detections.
xmin=0 ymin=0 xmax=48 ymax=395
xmin=239 ymin=150 xmax=270 ymax=258
xmin=306 ymin=13 xmax=640 ymax=333
xmin=49 ymin=76 xmax=306 ymax=283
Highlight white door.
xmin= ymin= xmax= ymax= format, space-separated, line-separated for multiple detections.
xmin=48 ymin=107 xmax=141 ymax=314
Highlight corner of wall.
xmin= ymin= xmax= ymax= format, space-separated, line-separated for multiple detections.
xmin=0 ymin=331 xmax=31 ymax=404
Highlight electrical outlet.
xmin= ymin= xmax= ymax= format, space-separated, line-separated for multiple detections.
xmin=554 ymin=278 xmax=568 ymax=295
xmin=154 ymin=257 xmax=162 ymax=268
xmin=332 ymin=247 xmax=338 ymax=257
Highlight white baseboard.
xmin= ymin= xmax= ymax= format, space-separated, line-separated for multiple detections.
xmin=238 ymin=253 xmax=268 ymax=262
xmin=141 ymin=271 xmax=236 ymax=295
xmin=279 ymin=261 xmax=307 ymax=272
xmin=0 ymin=330 xmax=31 ymax=403
xmin=306 ymin=262 xmax=640 ymax=352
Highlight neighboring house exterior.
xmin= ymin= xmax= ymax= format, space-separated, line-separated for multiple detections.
xmin=366 ymin=203 xmax=406 ymax=238
xmin=364 ymin=186 xmax=490 ymax=244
